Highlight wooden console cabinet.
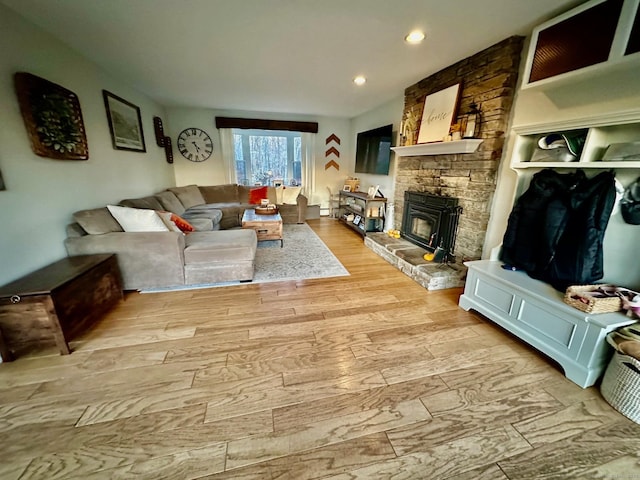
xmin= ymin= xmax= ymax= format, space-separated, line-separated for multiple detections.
xmin=459 ymin=260 xmax=636 ymax=388
xmin=0 ymin=254 xmax=123 ymax=360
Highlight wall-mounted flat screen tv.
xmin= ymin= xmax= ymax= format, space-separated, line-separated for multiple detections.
xmin=355 ymin=124 xmax=393 ymax=175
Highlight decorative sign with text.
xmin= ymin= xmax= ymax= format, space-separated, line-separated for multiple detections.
xmin=417 ymin=83 xmax=460 ymax=144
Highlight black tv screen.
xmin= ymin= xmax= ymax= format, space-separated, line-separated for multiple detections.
xmin=355 ymin=124 xmax=392 ymax=175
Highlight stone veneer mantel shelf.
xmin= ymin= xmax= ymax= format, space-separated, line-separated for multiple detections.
xmin=391 ymin=139 xmax=483 ymax=156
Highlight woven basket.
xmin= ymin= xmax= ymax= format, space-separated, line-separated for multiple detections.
xmin=601 ymin=351 xmax=640 ymax=424
xmin=564 ymin=285 xmax=622 ymax=314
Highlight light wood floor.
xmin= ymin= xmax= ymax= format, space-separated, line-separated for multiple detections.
xmin=1 ymin=218 xmax=639 ymax=479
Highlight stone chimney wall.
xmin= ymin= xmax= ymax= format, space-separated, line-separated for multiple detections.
xmin=394 ymin=36 xmax=523 ymax=261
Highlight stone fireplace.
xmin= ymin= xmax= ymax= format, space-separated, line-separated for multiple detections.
xmin=401 ymin=191 xmax=462 ymax=262
xmin=365 ymin=36 xmax=523 ymax=290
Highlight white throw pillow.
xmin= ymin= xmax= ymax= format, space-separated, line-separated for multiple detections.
xmin=282 ymin=186 xmax=301 ymax=204
xmin=107 ymin=205 xmax=169 ymax=232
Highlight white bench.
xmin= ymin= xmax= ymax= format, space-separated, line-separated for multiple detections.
xmin=459 ymin=260 xmax=636 ymax=388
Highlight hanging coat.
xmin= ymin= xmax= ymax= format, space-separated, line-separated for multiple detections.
xmin=501 ymin=169 xmax=616 ymax=291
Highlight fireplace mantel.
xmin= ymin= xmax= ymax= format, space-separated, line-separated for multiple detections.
xmin=391 ymin=139 xmax=483 ymax=156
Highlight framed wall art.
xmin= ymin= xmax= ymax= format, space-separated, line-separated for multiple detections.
xmin=14 ymin=72 xmax=89 ymax=160
xmin=417 ymin=83 xmax=461 ymax=144
xmin=0 ymin=169 xmax=5 ymax=191
xmin=103 ymin=90 xmax=146 ymax=152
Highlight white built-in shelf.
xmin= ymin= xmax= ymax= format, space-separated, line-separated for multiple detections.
xmin=513 ymin=161 xmax=640 ymax=169
xmin=391 ymin=139 xmax=483 ymax=157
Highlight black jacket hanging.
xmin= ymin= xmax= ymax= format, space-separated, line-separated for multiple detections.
xmin=501 ymin=169 xmax=616 ymax=291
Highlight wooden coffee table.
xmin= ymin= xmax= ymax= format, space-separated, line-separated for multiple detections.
xmin=242 ymin=209 xmax=283 ymax=247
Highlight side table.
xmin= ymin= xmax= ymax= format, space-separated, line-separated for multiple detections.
xmin=0 ymin=254 xmax=123 ymax=361
xmin=241 ymin=209 xmax=284 ymax=247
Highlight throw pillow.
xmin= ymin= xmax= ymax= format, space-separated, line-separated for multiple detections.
xmin=282 ymin=186 xmax=301 ymax=204
xmin=171 ymin=213 xmax=194 ymax=232
xmin=106 ymin=205 xmax=169 ymax=232
xmin=248 ymin=186 xmax=268 ymax=205
xmin=156 ymin=211 xmax=181 ymax=232
xmin=157 ymin=211 xmax=195 ymax=232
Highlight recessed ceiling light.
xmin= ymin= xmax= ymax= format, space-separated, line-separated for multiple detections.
xmin=405 ymin=30 xmax=425 ymax=44
xmin=353 ymin=76 xmax=366 ymax=86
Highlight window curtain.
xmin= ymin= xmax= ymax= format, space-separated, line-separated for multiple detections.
xmin=301 ymin=132 xmax=316 ymax=203
xmin=218 ymin=128 xmax=237 ymax=183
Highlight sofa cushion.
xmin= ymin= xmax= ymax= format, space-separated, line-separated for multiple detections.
xmin=168 ymin=185 xmax=206 ymax=209
xmin=248 ymin=186 xmax=269 ymax=205
xmin=199 ymin=184 xmax=239 ymax=204
xmin=73 ymin=207 xmax=123 ymax=235
xmin=120 ymin=195 xmax=164 ymax=211
xmin=238 ymin=185 xmax=252 ymax=203
xmin=184 ymin=230 xmax=257 ymax=264
xmin=182 ymin=205 xmax=224 ymax=225
xmin=282 ymin=186 xmax=302 ymax=204
xmin=155 ymin=191 xmax=186 ymax=215
xmin=107 ymin=205 xmax=170 ymax=232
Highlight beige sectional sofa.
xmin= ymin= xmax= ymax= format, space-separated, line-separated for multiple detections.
xmin=65 ymin=184 xmax=316 ymax=290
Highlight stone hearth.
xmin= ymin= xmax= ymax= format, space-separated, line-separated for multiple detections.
xmin=365 ymin=233 xmax=466 ymax=291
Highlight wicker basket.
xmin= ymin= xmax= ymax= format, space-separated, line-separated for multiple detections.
xmin=563 ymin=284 xmax=622 ymax=314
xmin=601 ymin=351 xmax=640 ymax=424
xmin=254 ymin=206 xmax=278 ymax=215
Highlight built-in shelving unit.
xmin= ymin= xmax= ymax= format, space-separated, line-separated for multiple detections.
xmin=510 ymin=113 xmax=640 ymax=170
xmin=458 ymin=0 xmax=640 ymax=388
xmin=391 ymin=139 xmax=483 ymax=157
xmin=338 ymin=191 xmax=387 ymax=237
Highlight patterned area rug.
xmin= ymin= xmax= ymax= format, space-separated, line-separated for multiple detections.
xmin=140 ymin=223 xmax=349 ymax=292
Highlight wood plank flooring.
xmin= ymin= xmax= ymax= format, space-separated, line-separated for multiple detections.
xmin=1 ymin=218 xmax=639 ymax=479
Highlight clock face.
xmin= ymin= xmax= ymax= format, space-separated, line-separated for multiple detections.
xmin=177 ymin=128 xmax=213 ymax=162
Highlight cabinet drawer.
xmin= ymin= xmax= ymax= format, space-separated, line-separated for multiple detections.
xmin=516 ymin=299 xmax=587 ymax=353
xmin=472 ymin=275 xmax=517 ymax=316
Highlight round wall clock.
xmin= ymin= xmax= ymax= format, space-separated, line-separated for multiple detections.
xmin=177 ymin=127 xmax=213 ymax=162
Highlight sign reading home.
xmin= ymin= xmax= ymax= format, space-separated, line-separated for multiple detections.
xmin=417 ymin=83 xmax=460 ymax=144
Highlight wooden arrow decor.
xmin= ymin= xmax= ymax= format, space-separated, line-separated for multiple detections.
xmin=325 ymin=133 xmax=341 ymax=145
xmin=325 ymin=133 xmax=340 ymax=170
xmin=325 ymin=146 xmax=340 ymax=158
xmin=325 ymin=159 xmax=340 ymax=170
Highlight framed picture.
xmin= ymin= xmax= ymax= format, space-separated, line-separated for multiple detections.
xmin=353 ymin=214 xmax=362 ymax=225
xmin=0 ymin=169 xmax=5 ymax=191
xmin=343 ymin=185 xmax=352 ymax=192
xmin=367 ymin=185 xmax=380 ymax=199
xmin=417 ymin=83 xmax=461 ymax=144
xmin=14 ymin=72 xmax=89 ymax=160
xmin=103 ymin=90 xmax=146 ymax=152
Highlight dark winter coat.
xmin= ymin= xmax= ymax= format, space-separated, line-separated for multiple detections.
xmin=501 ymin=169 xmax=616 ymax=290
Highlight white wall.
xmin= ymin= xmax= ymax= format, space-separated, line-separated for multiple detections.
xmin=349 ymin=96 xmax=404 ymax=204
xmin=0 ymin=5 xmax=173 ymax=285
xmin=167 ymin=107 xmax=351 ymax=210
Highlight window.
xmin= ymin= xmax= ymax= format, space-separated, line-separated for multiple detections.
xmin=233 ymin=129 xmax=302 ymax=186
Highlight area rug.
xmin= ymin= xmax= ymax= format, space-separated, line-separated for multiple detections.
xmin=139 ymin=223 xmax=349 ymax=292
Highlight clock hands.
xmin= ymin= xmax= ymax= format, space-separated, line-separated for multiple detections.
xmin=191 ymin=141 xmax=201 ymax=152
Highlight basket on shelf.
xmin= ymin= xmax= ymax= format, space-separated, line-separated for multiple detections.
xmin=563 ymin=284 xmax=623 ymax=314
xmin=601 ymin=331 xmax=640 ymax=424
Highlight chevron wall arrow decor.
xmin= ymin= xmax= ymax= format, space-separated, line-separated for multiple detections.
xmin=324 ymin=133 xmax=341 ymax=170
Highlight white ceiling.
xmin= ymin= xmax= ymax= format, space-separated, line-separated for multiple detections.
xmin=2 ymin=0 xmax=580 ymax=118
